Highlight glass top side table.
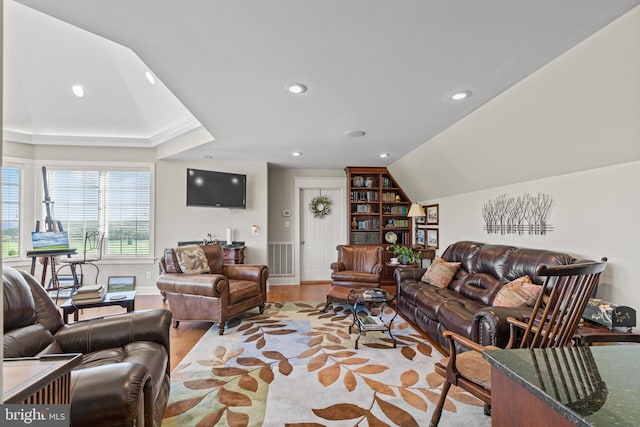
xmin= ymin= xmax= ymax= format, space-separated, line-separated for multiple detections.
xmin=347 ymin=287 xmax=398 ymax=349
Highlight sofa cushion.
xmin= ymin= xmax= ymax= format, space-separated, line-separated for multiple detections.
xmin=438 ymin=298 xmax=488 ymax=338
xmin=452 ymin=272 xmax=503 ymax=306
xmin=331 ymin=271 xmax=379 ymax=283
xmin=412 ymin=284 xmax=462 ymax=320
xmin=174 ymin=245 xmax=211 ymax=274
xmin=421 ymin=256 xmax=460 ymax=288
xmin=493 ymin=276 xmax=540 ymax=307
xmin=504 ymin=248 xmax=575 ymax=285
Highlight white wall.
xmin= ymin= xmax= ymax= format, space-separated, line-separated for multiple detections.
xmin=391 ymin=5 xmax=640 ymax=202
xmin=426 ymin=160 xmax=640 ymax=310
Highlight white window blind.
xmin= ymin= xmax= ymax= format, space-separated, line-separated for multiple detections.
xmin=47 ymin=168 xmax=150 ymax=256
xmin=2 ymin=166 xmax=21 ymax=258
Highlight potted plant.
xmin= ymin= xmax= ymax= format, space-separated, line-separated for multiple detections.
xmin=386 ymin=244 xmax=421 ymax=265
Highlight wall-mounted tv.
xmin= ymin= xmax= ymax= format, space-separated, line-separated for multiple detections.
xmin=186 ymin=168 xmax=246 ymax=209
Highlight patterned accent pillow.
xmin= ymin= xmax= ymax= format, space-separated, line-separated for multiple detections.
xmin=174 ymin=245 xmax=211 ymax=274
xmin=421 ymin=256 xmax=461 ymax=289
xmin=493 ymin=275 xmax=541 ymax=307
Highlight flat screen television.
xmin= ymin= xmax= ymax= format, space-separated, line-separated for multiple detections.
xmin=186 ymin=168 xmax=246 ymax=209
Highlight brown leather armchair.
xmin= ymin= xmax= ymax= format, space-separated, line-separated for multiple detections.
xmin=156 ymin=243 xmax=269 ymax=335
xmin=330 ymin=244 xmax=384 ymax=288
xmin=323 ymin=245 xmax=384 ymax=310
xmin=3 ymin=266 xmax=171 ymax=427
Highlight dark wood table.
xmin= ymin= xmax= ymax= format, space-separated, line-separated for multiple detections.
xmin=60 ymin=291 xmax=136 ymax=323
xmin=575 ymin=320 xmax=640 ymax=345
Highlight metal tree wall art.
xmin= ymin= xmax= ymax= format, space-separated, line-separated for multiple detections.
xmin=482 ymin=193 xmax=554 ymax=235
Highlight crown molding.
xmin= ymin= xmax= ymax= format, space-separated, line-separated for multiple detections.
xmin=3 ymin=129 xmax=33 ymax=144
xmin=2 ymin=118 xmax=206 ymax=148
xmin=150 ymin=117 xmax=205 ymax=146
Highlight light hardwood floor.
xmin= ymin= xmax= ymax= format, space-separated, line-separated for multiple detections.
xmin=64 ymin=283 xmax=331 ymax=371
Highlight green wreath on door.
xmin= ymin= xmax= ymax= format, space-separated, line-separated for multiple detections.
xmin=309 ymin=194 xmax=331 ymax=218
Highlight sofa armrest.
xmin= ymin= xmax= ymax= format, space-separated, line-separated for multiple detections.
xmin=330 ymin=261 xmax=345 ymax=272
xmin=472 ymin=306 xmax=532 ymax=347
xmin=222 ymin=264 xmax=268 ymax=283
xmin=70 ymin=362 xmax=153 ymax=427
xmin=55 ymin=309 xmax=172 ymax=359
xmin=372 ymin=263 xmax=383 ymax=275
xmin=394 ymin=267 xmax=427 ymax=285
xmin=157 ymin=272 xmax=229 ymax=298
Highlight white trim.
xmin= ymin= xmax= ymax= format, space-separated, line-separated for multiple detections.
xmin=150 ymin=118 xmax=206 ymax=146
xmin=2 ymin=118 xmax=205 ymax=148
xmin=293 ymin=176 xmax=347 ymax=285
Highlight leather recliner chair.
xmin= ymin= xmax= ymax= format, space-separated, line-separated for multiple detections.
xmin=330 ymin=244 xmax=384 ymax=289
xmin=3 ymin=266 xmax=172 ymax=427
xmin=323 ymin=245 xmax=384 ymax=310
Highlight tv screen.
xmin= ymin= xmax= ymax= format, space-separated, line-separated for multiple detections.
xmin=186 ymin=168 xmax=246 ymax=208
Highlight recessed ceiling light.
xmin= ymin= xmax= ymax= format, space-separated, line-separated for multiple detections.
xmin=285 ymin=83 xmax=308 ymax=94
xmin=292 ymin=151 xmax=303 ymax=157
xmin=345 ymin=130 xmax=366 ymax=137
xmin=145 ymin=71 xmax=156 ymax=85
xmin=451 ymin=90 xmax=472 ymax=101
xmin=378 ymin=153 xmax=390 ymax=158
xmin=71 ymin=85 xmax=85 ymax=98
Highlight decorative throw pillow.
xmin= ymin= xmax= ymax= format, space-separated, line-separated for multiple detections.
xmin=174 ymin=245 xmax=211 ymax=274
xmin=493 ymin=275 xmax=541 ymax=307
xmin=421 ymin=256 xmax=461 ymax=289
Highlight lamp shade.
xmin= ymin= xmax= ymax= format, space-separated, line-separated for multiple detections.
xmin=407 ymin=203 xmax=426 ymax=218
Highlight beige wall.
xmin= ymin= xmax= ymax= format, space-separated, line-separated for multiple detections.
xmin=155 ymin=160 xmax=268 ymax=265
xmin=2 ymin=142 xmax=269 ymax=294
xmin=267 ymin=168 xmax=344 ymax=243
xmin=390 ymin=7 xmax=640 ymax=310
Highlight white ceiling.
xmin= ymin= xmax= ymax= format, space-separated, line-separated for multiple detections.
xmin=5 ymin=0 xmax=640 ymax=168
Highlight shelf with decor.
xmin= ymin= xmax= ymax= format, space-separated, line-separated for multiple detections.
xmin=346 ymin=166 xmax=413 ymax=247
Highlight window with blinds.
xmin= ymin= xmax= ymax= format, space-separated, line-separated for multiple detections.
xmin=2 ymin=166 xmax=21 ymax=258
xmin=47 ymin=168 xmax=151 ymax=256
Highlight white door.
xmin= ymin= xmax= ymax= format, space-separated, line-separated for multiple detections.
xmin=300 ymin=188 xmax=344 ymax=281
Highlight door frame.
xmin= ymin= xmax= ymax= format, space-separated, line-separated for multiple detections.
xmin=294 ymin=177 xmax=347 ymax=284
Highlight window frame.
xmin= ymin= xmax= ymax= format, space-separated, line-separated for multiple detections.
xmin=38 ymin=161 xmax=155 ymax=260
xmin=2 ymin=162 xmax=24 ymax=260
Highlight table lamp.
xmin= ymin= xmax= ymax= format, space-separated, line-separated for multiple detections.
xmin=407 ymin=203 xmax=426 ymax=218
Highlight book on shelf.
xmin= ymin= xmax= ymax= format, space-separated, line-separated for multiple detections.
xmin=72 ymin=284 xmax=106 ymax=301
xmin=362 ymin=289 xmax=385 ymax=300
xmin=357 ymin=315 xmax=385 ymax=330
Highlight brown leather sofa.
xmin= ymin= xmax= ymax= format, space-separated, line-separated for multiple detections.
xmin=330 ymin=244 xmax=384 ymax=288
xmin=395 ymin=241 xmax=578 ymax=351
xmin=156 ymin=243 xmax=269 ymax=335
xmin=3 ymin=266 xmax=171 ymax=427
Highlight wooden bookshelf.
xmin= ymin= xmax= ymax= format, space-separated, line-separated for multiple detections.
xmin=346 ymin=167 xmax=413 ymax=246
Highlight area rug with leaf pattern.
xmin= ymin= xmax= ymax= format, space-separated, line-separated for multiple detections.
xmin=163 ymin=301 xmax=491 ymax=427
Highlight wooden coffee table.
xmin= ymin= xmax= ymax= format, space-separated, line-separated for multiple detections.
xmin=61 ymin=291 xmax=136 ymax=323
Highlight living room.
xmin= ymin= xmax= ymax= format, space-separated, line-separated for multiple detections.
xmin=3 ymin=1 xmax=640 ymax=426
